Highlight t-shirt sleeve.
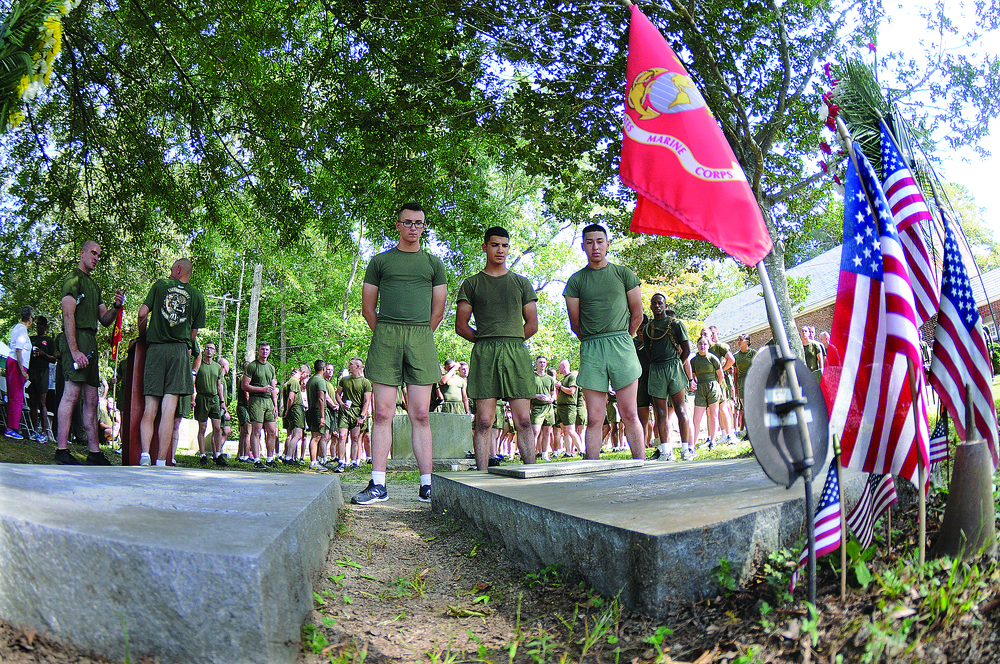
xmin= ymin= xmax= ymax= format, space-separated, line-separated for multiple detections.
xmin=143 ymin=282 xmax=158 ymax=311
xmin=563 ymin=272 xmax=580 ymax=298
xmin=431 ymin=255 xmax=447 ymax=287
xmin=521 ymin=277 xmax=538 ymax=305
xmin=362 ymin=254 xmax=381 ymax=287
xmin=192 ymin=291 xmax=206 ymax=329
xmin=363 ymin=379 xmax=372 ymax=394
xmin=619 ymin=265 xmax=641 ymax=291
xmin=672 ymin=320 xmax=688 ymax=343
xmin=456 ymin=278 xmax=473 ymax=304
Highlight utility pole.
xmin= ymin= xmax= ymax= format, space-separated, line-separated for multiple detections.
xmin=206 ymin=293 xmax=239 ymax=349
xmin=279 ymin=303 xmax=287 ymax=365
xmin=245 ymin=262 xmax=263 ymax=362
xmin=232 ymin=257 xmax=245 ymax=399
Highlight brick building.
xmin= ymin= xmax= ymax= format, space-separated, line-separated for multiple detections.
xmin=705 ymin=245 xmax=1000 ymax=349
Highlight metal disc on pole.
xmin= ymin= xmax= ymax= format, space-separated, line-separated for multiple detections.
xmin=745 ymin=347 xmax=831 ymax=488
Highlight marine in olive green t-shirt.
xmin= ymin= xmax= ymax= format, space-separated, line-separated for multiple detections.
xmin=142 ymin=278 xmax=206 ymax=346
xmin=563 ymin=263 xmax=640 ymax=338
xmin=456 ymin=271 xmax=537 ymax=339
xmin=363 ymin=248 xmax=447 ymax=325
xmin=61 ymin=268 xmax=104 ymax=331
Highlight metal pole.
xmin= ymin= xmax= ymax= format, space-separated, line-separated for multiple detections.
xmin=757 ymin=259 xmax=818 ymax=605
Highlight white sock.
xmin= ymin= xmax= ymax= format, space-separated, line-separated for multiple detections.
xmin=542 ymin=452 xmax=550 ymax=460
xmin=155 ymin=459 xmax=166 ymax=466
xmin=372 ymin=471 xmax=387 ymax=486
xmin=658 ymin=443 xmax=668 ymax=456
xmin=420 ymin=474 xmax=431 ymax=487
xmin=267 ymin=456 xmax=274 ymax=462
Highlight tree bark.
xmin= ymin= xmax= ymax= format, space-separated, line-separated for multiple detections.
xmin=760 ymin=206 xmax=805 ymax=360
xmin=245 ymin=262 xmax=263 ymax=363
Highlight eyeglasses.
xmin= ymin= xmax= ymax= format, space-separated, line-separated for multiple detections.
xmin=399 ymin=220 xmax=426 ymax=229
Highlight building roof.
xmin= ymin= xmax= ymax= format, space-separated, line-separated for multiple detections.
xmin=704 ymin=245 xmax=1000 ymax=341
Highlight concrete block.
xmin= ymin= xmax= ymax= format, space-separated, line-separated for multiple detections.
xmin=392 ymin=412 xmax=472 ymax=459
xmin=489 ymin=459 xmax=645 ymax=478
xmin=0 ymin=465 xmax=343 ymax=664
xmin=433 ymin=458 xmax=865 ymax=615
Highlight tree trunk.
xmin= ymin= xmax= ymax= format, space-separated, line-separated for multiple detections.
xmin=245 ymin=262 xmax=263 ymax=363
xmin=279 ymin=302 xmax=287 ymax=365
xmin=760 ymin=206 xmax=805 ymax=359
xmin=231 ymin=256 xmax=245 ymax=399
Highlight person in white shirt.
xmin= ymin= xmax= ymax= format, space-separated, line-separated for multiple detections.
xmin=6 ymin=306 xmax=34 ymax=440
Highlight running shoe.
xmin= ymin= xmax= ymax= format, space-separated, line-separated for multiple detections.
xmin=139 ymin=452 xmax=152 ymax=466
xmin=351 ymin=480 xmax=388 ymax=505
xmin=54 ymin=448 xmax=81 ymax=465
xmin=214 ymin=455 xmax=229 ymax=467
xmin=86 ymin=451 xmax=112 ymax=466
xmin=418 ymin=484 xmax=431 ymax=503
xmin=5 ymin=429 xmax=23 ymax=440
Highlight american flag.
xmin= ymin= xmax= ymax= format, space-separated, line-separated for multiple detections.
xmin=929 ymin=415 xmax=951 ymax=467
xmin=791 ymin=461 xmax=841 ymax=591
xmin=821 ymin=144 xmax=930 ymax=488
xmin=929 ymin=215 xmax=999 ymax=468
xmin=880 ymin=122 xmax=939 ymax=325
xmin=845 ymin=473 xmax=897 ymax=549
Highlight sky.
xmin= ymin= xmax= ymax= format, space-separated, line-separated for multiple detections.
xmin=878 ymin=1 xmax=1000 ymax=237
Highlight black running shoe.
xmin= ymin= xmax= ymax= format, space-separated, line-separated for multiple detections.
xmin=86 ymin=451 xmax=112 ymax=466
xmin=55 ymin=448 xmax=81 ymax=465
xmin=214 ymin=455 xmax=229 ymax=467
xmin=200 ymin=454 xmax=209 ymax=466
xmin=351 ymin=480 xmax=388 ymax=505
xmin=487 ymin=456 xmax=501 ymax=467
xmin=418 ymin=484 xmax=431 ymax=503
xmin=265 ymin=459 xmax=279 ymax=469
xmin=254 ymin=460 xmax=266 ymax=470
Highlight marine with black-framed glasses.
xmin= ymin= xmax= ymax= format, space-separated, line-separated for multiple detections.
xmin=355 ymin=203 xmax=447 ymax=505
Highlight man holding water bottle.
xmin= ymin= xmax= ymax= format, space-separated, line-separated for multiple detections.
xmin=55 ymin=240 xmax=126 ymax=465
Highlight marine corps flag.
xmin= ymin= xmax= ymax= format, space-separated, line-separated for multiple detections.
xmin=110 ymin=305 xmax=123 ymax=362
xmin=620 ymin=5 xmax=772 ymax=266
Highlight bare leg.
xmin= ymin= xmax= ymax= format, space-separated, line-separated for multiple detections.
xmin=264 ymin=421 xmax=278 ymax=458
xmin=211 ymin=418 xmax=224 ymax=455
xmin=692 ymin=405 xmax=706 ymax=449
xmin=370 ymin=383 xmax=397 ymax=473
xmin=473 ymin=398 xmax=497 ymax=471
xmin=197 ymin=420 xmax=208 ymax=455
xmin=509 ymin=398 xmax=536 ymax=463
xmin=156 ymin=394 xmax=179 ymax=461
xmin=140 ymin=395 xmax=161 ymax=455
xmin=582 ymin=389 xmax=609 ymax=459
xmin=56 ymin=382 xmax=82 ymax=449
xmin=706 ymin=402 xmax=719 ymax=445
xmin=670 ymin=390 xmax=693 ymax=450
xmin=405 ymin=384 xmax=434 ymax=476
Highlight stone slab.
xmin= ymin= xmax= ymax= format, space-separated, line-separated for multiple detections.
xmin=0 ymin=465 xmax=343 ymax=664
xmin=433 ymin=458 xmax=865 ymax=616
xmin=489 ymin=458 xmax=645 ymax=478
xmin=392 ymin=412 xmax=472 ymax=459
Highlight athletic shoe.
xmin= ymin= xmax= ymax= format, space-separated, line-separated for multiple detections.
xmin=650 ymin=448 xmax=661 ymax=459
xmin=200 ymin=454 xmax=209 ymax=466
xmin=265 ymin=459 xmax=279 ymax=469
xmin=6 ymin=429 xmax=23 ymax=440
xmin=139 ymin=452 xmax=152 ymax=466
xmin=663 ymin=450 xmax=676 ymax=462
xmin=214 ymin=455 xmax=229 ymax=467
xmin=351 ymin=480 xmax=388 ymax=505
xmin=726 ymin=434 xmax=738 ymax=445
xmin=681 ymin=449 xmax=695 ymax=461
xmin=54 ymin=448 xmax=81 ymax=465
xmin=322 ymin=460 xmax=339 ymax=471
xmin=254 ymin=460 xmax=265 ymax=470
xmin=86 ymin=451 xmax=112 ymax=466
xmin=309 ymin=462 xmax=330 ymax=473
xmin=487 ymin=456 xmax=501 ymax=467
xmin=333 ymin=463 xmax=345 ymax=474
xmin=34 ymin=432 xmax=47 ymax=443
xmin=418 ymin=485 xmax=431 ymax=503
xmin=286 ymin=458 xmax=300 ymax=467
xmin=113 ymin=448 xmax=122 ymax=455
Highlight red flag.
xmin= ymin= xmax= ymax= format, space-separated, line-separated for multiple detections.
xmin=110 ymin=306 xmax=123 ymax=362
xmin=619 ymin=5 xmax=772 ymax=266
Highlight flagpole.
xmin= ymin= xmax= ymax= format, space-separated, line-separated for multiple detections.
xmin=906 ymin=357 xmax=927 ymax=566
xmin=835 ymin=435 xmax=847 ymax=602
xmin=756 ymin=259 xmax=818 ymax=605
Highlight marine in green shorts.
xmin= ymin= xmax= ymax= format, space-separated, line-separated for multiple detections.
xmin=54 ymin=241 xmax=125 ymax=466
xmin=563 ymin=224 xmax=644 ymax=459
xmin=455 ymin=226 xmax=540 ymax=472
xmin=241 ymin=341 xmax=279 ymax=467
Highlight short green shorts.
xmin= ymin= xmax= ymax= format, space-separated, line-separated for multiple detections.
xmin=636 ymin=370 xmax=651 ymax=409
xmin=366 ymin=322 xmax=440 ymax=386
xmin=531 ymin=404 xmax=555 ymax=426
xmin=575 ymin=406 xmax=588 ymax=426
xmin=195 ymin=393 xmax=222 ymax=421
xmin=59 ymin=329 xmax=100 ymax=388
xmin=695 ymin=379 xmax=723 ymax=407
xmin=236 ymin=404 xmax=250 ymax=425
xmin=556 ymin=403 xmax=576 ymax=427
xmin=605 ymin=400 xmax=619 ymax=423
xmin=577 ymin=331 xmax=643 ymax=393
xmin=439 ymin=400 xmax=466 ymax=415
xmin=494 ymin=403 xmax=505 ymax=429
xmin=467 ymin=337 xmax=534 ymax=400
xmin=306 ymin=407 xmax=325 ymax=432
xmin=648 ymin=359 xmax=688 ymax=399
xmin=248 ymin=395 xmax=276 ymax=423
xmin=176 ymin=393 xmax=193 ymax=419
xmin=338 ymin=406 xmax=368 ymax=432
xmin=285 ymin=404 xmax=305 ymax=430
xmin=326 ymin=408 xmax=337 ymax=433
xmin=143 ymin=342 xmax=193 ymax=397
xmin=736 ymin=376 xmax=747 ymax=406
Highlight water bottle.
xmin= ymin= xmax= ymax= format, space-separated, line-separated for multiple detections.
xmin=73 ymin=351 xmax=94 ymax=370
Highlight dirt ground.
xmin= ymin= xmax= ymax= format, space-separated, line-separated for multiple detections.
xmin=3 ymin=472 xmax=999 ymax=663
